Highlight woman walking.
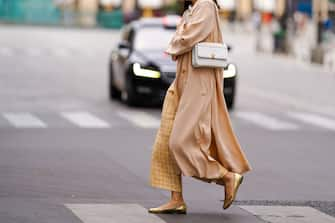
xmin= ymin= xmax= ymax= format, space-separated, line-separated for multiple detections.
xmin=149 ymin=0 xmax=251 ymax=214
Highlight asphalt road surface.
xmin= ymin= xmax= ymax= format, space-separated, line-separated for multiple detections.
xmin=0 ymin=24 xmax=334 ymax=223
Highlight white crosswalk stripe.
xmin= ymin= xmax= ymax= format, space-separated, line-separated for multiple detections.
xmin=287 ymin=112 xmax=335 ymax=131
xmin=117 ymin=110 xmax=160 ymax=128
xmin=65 ymin=203 xmax=166 ymax=223
xmin=1 ymin=110 xmax=334 ymax=131
xmin=239 ymin=205 xmax=335 ymax=223
xmin=61 ymin=112 xmax=110 ymax=128
xmin=52 ymin=48 xmax=72 ymax=57
xmin=3 ymin=112 xmax=47 ymax=128
xmin=235 ymin=111 xmax=299 ymax=130
xmin=0 ymin=47 xmax=14 ymax=57
xmin=25 ymin=48 xmax=43 ymax=57
xmin=65 ymin=203 xmax=335 ymax=223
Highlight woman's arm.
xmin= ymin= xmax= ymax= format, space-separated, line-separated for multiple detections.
xmin=165 ymin=1 xmax=216 ymax=57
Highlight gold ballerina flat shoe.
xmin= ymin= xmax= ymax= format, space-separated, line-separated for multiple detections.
xmin=223 ymin=173 xmax=244 ymax=210
xmin=148 ymin=203 xmax=187 ymax=214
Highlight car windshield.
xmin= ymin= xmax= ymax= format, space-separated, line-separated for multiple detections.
xmin=134 ymin=27 xmax=175 ymax=51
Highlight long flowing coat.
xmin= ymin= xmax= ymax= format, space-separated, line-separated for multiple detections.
xmin=149 ymin=0 xmax=251 ymax=192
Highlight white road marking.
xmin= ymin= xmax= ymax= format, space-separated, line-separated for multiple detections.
xmin=287 ymin=112 xmax=335 ymax=131
xmin=239 ymin=205 xmax=335 ymax=223
xmin=61 ymin=112 xmax=110 ymax=128
xmin=0 ymin=47 xmax=14 ymax=57
xmin=117 ymin=111 xmax=160 ymax=128
xmin=65 ymin=203 xmax=166 ymax=223
xmin=241 ymin=86 xmax=335 ymax=118
xmin=3 ymin=113 xmax=47 ymax=128
xmin=25 ymin=47 xmax=43 ymax=57
xmin=235 ymin=111 xmax=299 ymax=130
xmin=53 ymin=48 xmax=71 ymax=57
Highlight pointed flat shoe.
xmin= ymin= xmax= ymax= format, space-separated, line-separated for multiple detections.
xmin=223 ymin=173 xmax=244 ymax=210
xmin=148 ymin=203 xmax=187 ymax=214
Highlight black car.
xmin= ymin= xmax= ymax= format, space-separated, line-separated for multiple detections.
xmin=109 ymin=16 xmax=237 ymax=109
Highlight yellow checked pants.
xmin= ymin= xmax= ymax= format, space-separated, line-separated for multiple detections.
xmin=149 ymin=82 xmax=183 ymax=192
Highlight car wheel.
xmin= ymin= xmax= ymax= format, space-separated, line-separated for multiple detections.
xmin=225 ymin=95 xmax=235 ymax=110
xmin=109 ymin=63 xmax=121 ymax=100
xmin=121 ymin=81 xmax=138 ymax=106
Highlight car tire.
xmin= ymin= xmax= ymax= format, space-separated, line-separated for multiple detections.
xmin=225 ymin=95 xmax=235 ymax=110
xmin=122 ymin=80 xmax=138 ymax=106
xmin=109 ymin=63 xmax=121 ymax=100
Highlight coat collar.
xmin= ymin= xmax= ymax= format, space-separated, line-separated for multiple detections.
xmin=189 ymin=0 xmax=214 ymax=15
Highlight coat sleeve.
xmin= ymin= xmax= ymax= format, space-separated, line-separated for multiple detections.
xmin=165 ymin=1 xmax=216 ymax=56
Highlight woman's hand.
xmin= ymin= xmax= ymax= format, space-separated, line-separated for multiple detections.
xmin=164 ymin=49 xmax=178 ymax=61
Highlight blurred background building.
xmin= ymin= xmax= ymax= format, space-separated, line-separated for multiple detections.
xmin=0 ymin=0 xmax=334 ymax=68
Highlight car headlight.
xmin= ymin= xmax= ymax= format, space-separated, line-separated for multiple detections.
xmin=224 ymin=64 xmax=237 ymax=78
xmin=133 ymin=63 xmax=161 ymax=78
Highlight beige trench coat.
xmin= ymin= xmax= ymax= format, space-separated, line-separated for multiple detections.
xmin=149 ymin=0 xmax=251 ymax=192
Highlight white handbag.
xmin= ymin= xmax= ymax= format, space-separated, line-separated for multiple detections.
xmin=191 ymin=4 xmax=228 ymax=68
xmin=192 ymin=42 xmax=228 ymax=68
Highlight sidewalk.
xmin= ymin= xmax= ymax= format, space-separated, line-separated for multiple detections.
xmin=222 ymin=26 xmax=335 ymax=118
xmin=223 ymin=21 xmax=335 ymax=72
